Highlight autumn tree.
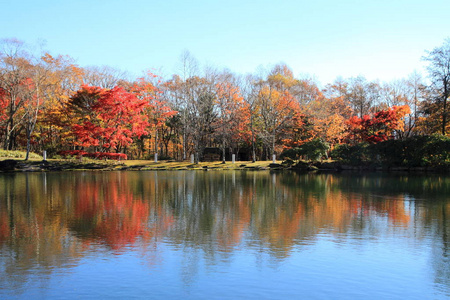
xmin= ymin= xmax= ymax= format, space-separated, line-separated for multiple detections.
xmin=346 ymin=105 xmax=411 ymax=143
xmin=22 ymin=60 xmax=49 ymax=160
xmin=308 ymin=97 xmax=350 ymax=147
xmin=67 ymin=85 xmax=149 ymax=152
xmin=255 ymin=64 xmax=303 ymax=159
xmin=131 ymin=73 xmax=176 ymax=159
xmin=291 ymin=78 xmax=348 ymax=148
xmin=290 ymin=77 xmax=323 ymax=107
xmin=0 ymin=39 xmax=34 ymax=150
xmin=241 ymin=74 xmax=261 ymax=162
xmin=35 ymin=54 xmax=84 ymax=154
xmin=214 ymin=72 xmax=250 ymax=162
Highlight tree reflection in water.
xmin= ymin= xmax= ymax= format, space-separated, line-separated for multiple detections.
xmin=0 ymin=171 xmax=449 ymax=293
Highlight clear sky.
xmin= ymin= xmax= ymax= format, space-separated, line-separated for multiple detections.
xmin=2 ymin=0 xmax=450 ymax=85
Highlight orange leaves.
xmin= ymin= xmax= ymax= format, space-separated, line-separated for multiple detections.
xmin=131 ymin=76 xmax=176 ymax=129
xmin=314 ymin=113 xmax=347 ymax=145
xmin=215 ymin=81 xmax=251 ymax=146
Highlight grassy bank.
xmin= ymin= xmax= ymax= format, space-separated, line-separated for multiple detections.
xmin=2 ymin=151 xmax=448 ymax=173
xmin=0 ymin=151 xmax=281 ymax=172
xmin=0 ymin=149 xmax=43 ymax=159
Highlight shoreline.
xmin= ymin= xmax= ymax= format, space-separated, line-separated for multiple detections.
xmin=0 ymin=159 xmax=448 ymax=173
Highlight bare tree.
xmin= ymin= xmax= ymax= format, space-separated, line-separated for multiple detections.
xmin=185 ymin=76 xmax=217 ymax=163
xmin=406 ymin=71 xmax=425 ymax=135
xmin=423 ymin=38 xmax=450 ymax=135
xmin=82 ymin=65 xmax=128 ymax=89
xmin=347 ymin=76 xmax=381 ymax=117
xmin=177 ymin=50 xmax=199 ymax=160
xmin=241 ymin=74 xmax=260 ymax=162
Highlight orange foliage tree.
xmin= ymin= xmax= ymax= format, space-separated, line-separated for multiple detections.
xmin=131 ymin=74 xmax=176 ymax=158
xmin=215 ymin=79 xmax=251 ymax=161
xmin=255 ymin=65 xmax=308 ymax=158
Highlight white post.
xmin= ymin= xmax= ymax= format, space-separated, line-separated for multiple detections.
xmin=43 ymin=150 xmax=47 ymax=161
xmin=190 ymin=154 xmax=194 ymax=163
xmin=272 ymin=154 xmax=276 ymax=163
xmin=154 ymin=153 xmax=158 ymax=163
xmin=232 ymin=154 xmax=235 ymax=164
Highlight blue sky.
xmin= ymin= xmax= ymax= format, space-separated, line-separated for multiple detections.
xmin=2 ymin=0 xmax=450 ymax=85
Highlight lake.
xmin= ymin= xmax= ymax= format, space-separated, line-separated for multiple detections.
xmin=0 ymin=170 xmax=449 ymax=299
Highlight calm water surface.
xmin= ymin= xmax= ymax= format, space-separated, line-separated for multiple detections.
xmin=0 ymin=170 xmax=449 ymax=299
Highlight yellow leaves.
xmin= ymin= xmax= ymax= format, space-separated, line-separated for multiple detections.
xmin=267 ymin=73 xmax=297 ymax=89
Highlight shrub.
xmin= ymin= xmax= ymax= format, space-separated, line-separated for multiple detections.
xmin=298 ymin=138 xmax=330 ymax=162
xmin=281 ymin=138 xmax=330 ymax=162
xmin=332 ymin=135 xmax=450 ymax=169
xmin=331 ymin=143 xmax=370 ymax=165
xmin=423 ymin=134 xmax=450 ymax=167
xmin=280 ymin=148 xmax=302 ymax=161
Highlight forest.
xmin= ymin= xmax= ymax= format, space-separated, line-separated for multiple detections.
xmin=0 ymin=37 xmax=449 ymax=164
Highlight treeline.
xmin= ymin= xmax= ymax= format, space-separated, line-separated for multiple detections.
xmin=0 ymin=37 xmax=449 ymax=162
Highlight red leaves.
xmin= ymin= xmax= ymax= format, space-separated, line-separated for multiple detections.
xmin=346 ymin=105 xmax=411 ymax=143
xmin=0 ymin=87 xmax=7 ymax=123
xmin=68 ymin=85 xmax=150 ymax=150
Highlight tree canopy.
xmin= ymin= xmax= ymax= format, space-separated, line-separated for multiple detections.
xmin=0 ymin=37 xmax=448 ymax=161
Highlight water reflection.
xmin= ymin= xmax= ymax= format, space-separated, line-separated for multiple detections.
xmin=0 ymin=171 xmax=449 ymax=296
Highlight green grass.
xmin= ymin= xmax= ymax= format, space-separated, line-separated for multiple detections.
xmin=0 ymin=150 xmax=43 ymax=160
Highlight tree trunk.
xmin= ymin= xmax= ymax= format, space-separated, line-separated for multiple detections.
xmin=272 ymin=128 xmax=276 ymax=158
xmin=25 ymin=127 xmax=31 ymax=161
xmin=250 ymin=115 xmax=256 ymax=162
xmin=154 ymin=128 xmax=159 ymax=156
xmin=443 ymin=97 xmax=447 ymax=135
xmin=222 ymin=139 xmax=226 ymax=163
xmin=442 ymin=81 xmax=448 ymax=135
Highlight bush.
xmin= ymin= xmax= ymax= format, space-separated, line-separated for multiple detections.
xmin=280 ymin=148 xmax=302 ymax=161
xmin=281 ymin=138 xmax=330 ymax=162
xmin=298 ymin=138 xmax=330 ymax=161
xmin=370 ymin=139 xmax=406 ymax=166
xmin=330 ymin=143 xmax=370 ymax=165
xmin=422 ymin=134 xmax=450 ymax=167
xmin=332 ymin=135 xmax=450 ymax=169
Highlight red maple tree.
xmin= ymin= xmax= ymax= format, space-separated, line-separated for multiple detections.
xmin=346 ymin=105 xmax=411 ymax=143
xmin=68 ymin=85 xmax=149 ymax=150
